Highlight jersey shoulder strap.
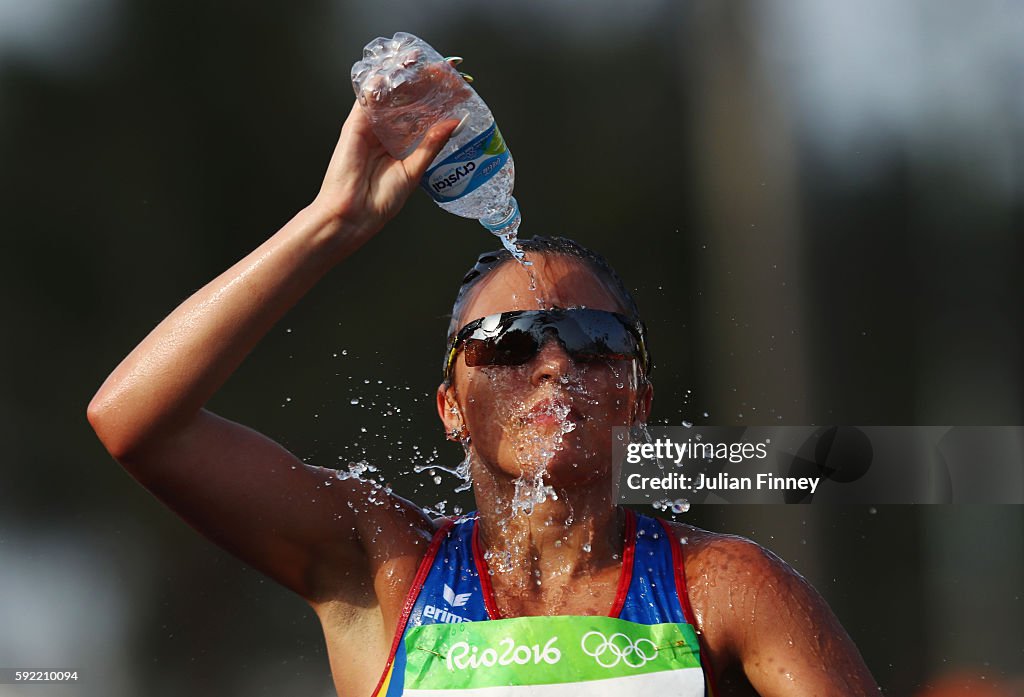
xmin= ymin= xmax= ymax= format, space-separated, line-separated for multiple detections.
xmin=372 ymin=515 xmax=488 ymax=697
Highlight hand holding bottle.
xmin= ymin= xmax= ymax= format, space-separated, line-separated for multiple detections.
xmin=356 ymin=55 xmax=474 ymax=159
xmin=352 ymin=33 xmax=523 ymax=257
xmin=312 ymin=99 xmax=460 ymax=243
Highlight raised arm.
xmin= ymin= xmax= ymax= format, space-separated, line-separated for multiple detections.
xmin=87 ymin=101 xmax=458 ymax=604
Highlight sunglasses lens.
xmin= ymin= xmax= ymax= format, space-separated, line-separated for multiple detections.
xmin=450 ymin=309 xmax=645 ymax=376
xmin=558 ymin=311 xmax=639 ymax=361
xmin=463 ymin=329 xmax=539 ymax=367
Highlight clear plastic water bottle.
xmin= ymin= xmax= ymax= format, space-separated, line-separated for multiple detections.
xmin=351 ymin=32 xmax=523 ymax=257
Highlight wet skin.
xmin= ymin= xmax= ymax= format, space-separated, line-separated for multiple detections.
xmin=88 ymin=98 xmax=879 ymax=696
xmin=442 ymin=254 xmax=648 ymax=489
xmin=436 ymin=255 xmax=649 ymax=620
xmin=438 ymin=256 xmax=879 ymax=696
xmin=91 ymin=254 xmax=881 ymax=697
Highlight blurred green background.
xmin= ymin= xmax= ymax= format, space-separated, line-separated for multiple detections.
xmin=1 ymin=1 xmax=1022 ymax=695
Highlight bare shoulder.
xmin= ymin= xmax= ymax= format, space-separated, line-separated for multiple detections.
xmin=660 ymin=520 xmax=879 ymax=696
xmin=666 ymin=522 xmax=802 ymax=633
xmin=310 ymin=481 xmax=440 ymax=697
xmin=663 ymin=520 xmax=797 ymax=589
xmin=311 ymin=475 xmax=438 ymax=607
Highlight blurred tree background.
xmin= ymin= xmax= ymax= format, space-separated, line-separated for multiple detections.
xmin=1 ymin=1 xmax=1021 ymax=695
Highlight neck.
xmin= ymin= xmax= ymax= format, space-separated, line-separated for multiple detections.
xmin=470 ymin=457 xmax=625 ymax=610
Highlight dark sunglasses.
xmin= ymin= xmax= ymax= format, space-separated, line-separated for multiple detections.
xmin=443 ymin=308 xmax=650 ymax=382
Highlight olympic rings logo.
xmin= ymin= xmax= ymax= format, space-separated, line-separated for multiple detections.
xmin=580 ymin=631 xmax=658 ymax=668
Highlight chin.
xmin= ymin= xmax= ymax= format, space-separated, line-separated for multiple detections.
xmin=516 ymin=442 xmax=613 ymax=489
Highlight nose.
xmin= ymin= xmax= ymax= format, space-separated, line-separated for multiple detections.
xmin=529 ymin=337 xmax=573 ymax=385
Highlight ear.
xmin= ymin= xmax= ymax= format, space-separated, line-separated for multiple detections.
xmin=437 ymin=382 xmax=464 ymax=436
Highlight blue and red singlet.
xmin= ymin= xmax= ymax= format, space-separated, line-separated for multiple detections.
xmin=372 ymin=509 xmax=716 ymax=697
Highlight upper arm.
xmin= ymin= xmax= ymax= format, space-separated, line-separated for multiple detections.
xmin=113 ymin=408 xmax=433 ymax=604
xmin=688 ymin=535 xmax=879 ymax=696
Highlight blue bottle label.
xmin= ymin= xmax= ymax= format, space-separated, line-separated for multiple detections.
xmin=421 ymin=122 xmax=509 ymax=202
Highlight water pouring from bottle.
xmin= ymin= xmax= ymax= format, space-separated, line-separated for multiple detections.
xmin=352 ymin=32 xmax=525 ymax=260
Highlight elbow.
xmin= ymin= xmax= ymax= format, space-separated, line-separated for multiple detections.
xmin=87 ymin=390 xmax=138 ymax=462
xmin=88 ymin=386 xmax=189 ymax=464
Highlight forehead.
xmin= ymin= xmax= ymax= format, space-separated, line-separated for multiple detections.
xmin=456 ymin=254 xmax=626 ymax=330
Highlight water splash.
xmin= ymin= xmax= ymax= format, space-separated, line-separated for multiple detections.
xmin=483 ymin=547 xmax=514 ymax=574
xmin=413 ymin=450 xmax=472 ymax=492
xmin=498 ymin=231 xmax=530 ymax=266
xmin=334 ymin=460 xmax=379 ymax=481
xmin=510 ymin=473 xmax=558 ymax=517
xmin=494 ymin=374 xmax=578 ymax=519
xmin=652 ymin=497 xmax=691 ymax=514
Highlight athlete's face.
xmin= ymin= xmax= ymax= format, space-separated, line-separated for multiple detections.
xmin=437 ymin=255 xmax=652 ymax=487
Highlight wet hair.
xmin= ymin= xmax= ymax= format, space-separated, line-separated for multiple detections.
xmin=444 ymin=236 xmax=649 ymax=377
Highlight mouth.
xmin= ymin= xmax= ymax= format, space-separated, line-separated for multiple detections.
xmin=520 ymin=397 xmax=581 ymax=427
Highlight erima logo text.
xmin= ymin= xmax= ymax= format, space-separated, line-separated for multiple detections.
xmin=423 ymin=604 xmax=467 ymax=623
xmin=422 ymin=584 xmax=472 ymax=624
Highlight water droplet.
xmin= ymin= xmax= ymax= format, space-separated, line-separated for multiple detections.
xmin=671 ymin=499 xmax=690 ymax=514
